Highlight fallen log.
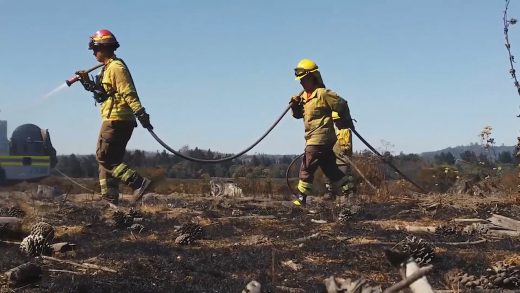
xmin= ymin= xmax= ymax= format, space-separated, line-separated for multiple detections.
xmin=0 ymin=217 xmax=21 ymax=224
xmin=486 ymin=229 xmax=520 ymax=237
xmin=4 ymin=262 xmax=42 ymax=287
xmin=0 ymin=217 xmax=22 ymax=232
xmin=466 ymin=222 xmax=520 ymax=238
xmin=488 ymin=214 xmax=520 ymax=231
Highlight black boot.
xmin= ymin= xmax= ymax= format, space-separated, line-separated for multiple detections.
xmin=132 ymin=177 xmax=151 ymax=203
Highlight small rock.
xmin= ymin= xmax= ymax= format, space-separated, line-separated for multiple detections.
xmin=242 ymin=280 xmax=261 ymax=293
xmin=281 ymin=260 xmax=303 ymax=271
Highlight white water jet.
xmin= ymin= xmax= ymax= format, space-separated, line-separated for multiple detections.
xmin=40 ymin=83 xmax=68 ymax=102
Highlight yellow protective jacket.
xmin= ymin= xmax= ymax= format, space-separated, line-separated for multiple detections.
xmin=291 ymin=88 xmax=352 ymax=146
xmin=99 ymin=57 xmax=143 ymax=121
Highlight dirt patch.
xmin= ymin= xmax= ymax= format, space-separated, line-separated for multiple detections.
xmin=1 ymin=184 xmax=519 ymax=292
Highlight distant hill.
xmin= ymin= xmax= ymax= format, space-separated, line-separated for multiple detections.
xmin=420 ymin=143 xmax=515 ymax=162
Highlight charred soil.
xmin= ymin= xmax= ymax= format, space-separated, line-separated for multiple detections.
xmin=0 ymin=181 xmax=519 ymax=292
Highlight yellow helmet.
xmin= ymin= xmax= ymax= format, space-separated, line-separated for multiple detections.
xmin=294 ymin=58 xmax=319 ymax=80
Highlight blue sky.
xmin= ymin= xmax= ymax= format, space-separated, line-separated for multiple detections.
xmin=0 ymin=1 xmax=518 ymax=156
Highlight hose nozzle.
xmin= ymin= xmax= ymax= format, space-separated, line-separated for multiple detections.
xmin=65 ymin=76 xmax=80 ymax=87
xmin=65 ymin=63 xmax=104 ymax=87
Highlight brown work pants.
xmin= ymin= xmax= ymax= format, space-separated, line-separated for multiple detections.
xmin=96 ymin=120 xmax=135 ymax=195
xmin=299 ymin=144 xmax=346 ymax=184
xmin=325 ymin=140 xmax=353 ymax=184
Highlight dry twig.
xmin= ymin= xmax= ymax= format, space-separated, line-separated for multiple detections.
xmin=0 ymin=240 xmax=21 ymax=245
xmin=41 ymin=256 xmax=117 ymax=273
xmin=47 ymin=269 xmax=83 ymax=275
xmin=436 ymin=239 xmax=487 ymax=246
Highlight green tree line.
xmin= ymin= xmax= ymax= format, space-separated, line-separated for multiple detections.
xmin=54 ymin=147 xmax=516 ymax=179
xmin=54 ymin=147 xmax=299 ymax=179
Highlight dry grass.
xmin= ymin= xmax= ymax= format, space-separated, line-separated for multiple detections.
xmin=1 ymin=187 xmax=520 ymax=292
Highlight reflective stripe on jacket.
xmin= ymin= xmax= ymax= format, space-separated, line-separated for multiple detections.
xmin=100 ymin=57 xmax=143 ymax=121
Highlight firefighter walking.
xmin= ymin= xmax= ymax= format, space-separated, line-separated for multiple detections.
xmin=324 ymin=111 xmax=355 ymax=200
xmin=290 ymin=59 xmax=356 ymax=205
xmin=75 ymin=29 xmax=152 ymax=205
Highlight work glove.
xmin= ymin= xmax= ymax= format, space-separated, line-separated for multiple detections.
xmin=289 ymin=96 xmax=304 ymax=119
xmin=135 ymin=108 xmax=153 ymax=130
xmin=334 ymin=118 xmax=355 ymax=131
xmin=75 ymin=70 xmax=96 ymax=92
xmin=289 ymin=95 xmax=302 ymax=105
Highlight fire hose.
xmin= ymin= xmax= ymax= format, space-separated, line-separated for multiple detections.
xmin=285 ymin=129 xmax=427 ymax=196
xmin=351 ymin=129 xmax=426 ymax=193
xmin=65 ymin=64 xmax=426 ymax=192
xmin=65 ymin=64 xmax=104 ymax=86
xmin=66 ymin=64 xmax=292 ymax=163
xmin=146 ymin=105 xmax=291 ymax=163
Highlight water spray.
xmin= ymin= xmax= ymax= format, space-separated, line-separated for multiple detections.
xmin=65 ymin=63 xmax=104 ymax=87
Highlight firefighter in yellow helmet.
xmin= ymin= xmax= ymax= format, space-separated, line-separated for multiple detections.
xmin=324 ymin=111 xmax=355 ymax=199
xmin=75 ymin=29 xmax=152 ymax=205
xmin=290 ymin=59 xmax=355 ymax=205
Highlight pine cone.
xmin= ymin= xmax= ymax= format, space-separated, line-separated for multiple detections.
xmin=127 ymin=208 xmax=142 ymax=219
xmin=113 ymin=211 xmax=133 ymax=228
xmin=30 ymin=222 xmax=55 ymax=242
xmin=338 ymin=207 xmax=353 ymax=223
xmin=396 ymin=235 xmax=435 ymax=265
xmin=175 ymin=233 xmax=195 ymax=245
xmin=0 ymin=206 xmax=25 ymax=218
xmin=174 ymin=223 xmax=204 ymax=245
xmin=177 ymin=223 xmax=204 ymax=240
xmin=435 ymin=224 xmax=465 ymax=242
xmin=20 ymin=234 xmax=52 ymax=256
xmin=337 ymin=205 xmax=362 ymax=223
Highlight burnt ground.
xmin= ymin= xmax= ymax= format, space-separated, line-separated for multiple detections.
xmin=0 ymin=184 xmax=519 ymax=293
